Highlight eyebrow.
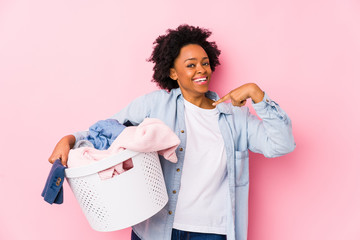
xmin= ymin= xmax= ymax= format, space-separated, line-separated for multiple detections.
xmin=184 ymin=57 xmax=209 ymax=63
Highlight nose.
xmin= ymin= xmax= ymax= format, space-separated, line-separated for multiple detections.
xmin=196 ymin=63 xmax=206 ymax=74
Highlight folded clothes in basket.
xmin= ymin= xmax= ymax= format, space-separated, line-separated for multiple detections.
xmin=68 ymin=118 xmax=180 ymax=180
xmin=87 ymin=119 xmax=127 ymax=150
xmin=73 ymin=119 xmax=134 ymax=151
xmin=70 ymin=119 xmax=133 ymax=179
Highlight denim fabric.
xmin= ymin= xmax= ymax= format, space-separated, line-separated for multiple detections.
xmin=73 ymin=88 xmax=295 ymax=240
xmin=132 ymin=230 xmax=226 ymax=240
xmin=171 ymin=229 xmax=226 ymax=240
xmin=41 ymin=159 xmax=66 ymax=204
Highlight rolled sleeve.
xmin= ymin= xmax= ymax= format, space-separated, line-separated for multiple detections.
xmin=247 ymin=92 xmax=295 ymax=157
xmin=72 ymin=130 xmax=90 ymax=145
xmin=252 ymin=92 xmax=287 ymax=121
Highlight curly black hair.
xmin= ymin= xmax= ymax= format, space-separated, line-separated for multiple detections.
xmin=148 ymin=24 xmax=221 ymax=91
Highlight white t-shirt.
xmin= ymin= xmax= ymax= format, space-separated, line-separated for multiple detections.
xmin=173 ymin=99 xmax=228 ymax=234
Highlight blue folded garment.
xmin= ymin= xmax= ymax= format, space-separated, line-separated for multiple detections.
xmin=41 ymin=159 xmax=66 ymax=204
xmin=86 ymin=119 xmax=126 ymax=150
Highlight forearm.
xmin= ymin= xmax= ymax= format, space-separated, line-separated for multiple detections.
xmin=62 ymin=134 xmax=76 ymax=149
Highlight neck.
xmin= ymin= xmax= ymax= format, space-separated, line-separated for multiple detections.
xmin=182 ymin=93 xmax=215 ymax=109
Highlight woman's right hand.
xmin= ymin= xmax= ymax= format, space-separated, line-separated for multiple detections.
xmin=48 ymin=135 xmax=76 ymax=166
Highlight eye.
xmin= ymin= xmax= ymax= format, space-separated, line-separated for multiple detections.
xmin=203 ymin=62 xmax=210 ymax=66
xmin=186 ymin=63 xmax=195 ymax=68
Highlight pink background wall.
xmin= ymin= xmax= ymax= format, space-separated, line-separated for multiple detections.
xmin=1 ymin=0 xmax=359 ymax=239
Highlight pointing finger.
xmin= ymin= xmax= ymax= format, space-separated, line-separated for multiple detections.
xmin=212 ymin=93 xmax=230 ymax=106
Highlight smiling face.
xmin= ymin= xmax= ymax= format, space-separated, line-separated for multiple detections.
xmin=170 ymin=44 xmax=212 ymax=102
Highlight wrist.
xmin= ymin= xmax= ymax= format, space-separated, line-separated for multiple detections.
xmin=249 ymin=84 xmax=264 ymax=103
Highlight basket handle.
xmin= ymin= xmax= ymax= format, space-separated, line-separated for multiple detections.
xmin=65 ymin=149 xmax=139 ymax=178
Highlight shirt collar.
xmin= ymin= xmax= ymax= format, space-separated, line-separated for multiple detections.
xmin=172 ymin=88 xmax=233 ymax=115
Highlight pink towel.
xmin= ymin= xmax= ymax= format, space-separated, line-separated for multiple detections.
xmin=68 ymin=118 xmax=180 ymax=180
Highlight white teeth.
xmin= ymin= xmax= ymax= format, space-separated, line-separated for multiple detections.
xmin=193 ymin=78 xmax=207 ymax=82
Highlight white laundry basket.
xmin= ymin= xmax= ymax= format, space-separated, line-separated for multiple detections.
xmin=65 ymin=150 xmax=168 ymax=232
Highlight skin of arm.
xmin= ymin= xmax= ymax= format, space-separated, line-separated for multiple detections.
xmin=48 ymin=135 xmax=75 ymax=166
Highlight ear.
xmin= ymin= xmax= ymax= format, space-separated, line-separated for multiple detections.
xmin=169 ymin=68 xmax=178 ymax=81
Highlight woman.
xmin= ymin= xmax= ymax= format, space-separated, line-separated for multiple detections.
xmin=48 ymin=25 xmax=295 ymax=240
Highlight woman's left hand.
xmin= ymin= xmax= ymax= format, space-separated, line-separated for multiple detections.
xmin=212 ymin=83 xmax=264 ymax=107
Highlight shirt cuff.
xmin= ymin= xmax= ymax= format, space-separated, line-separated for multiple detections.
xmin=72 ymin=131 xmax=89 ymax=145
xmin=252 ymin=92 xmax=286 ymax=120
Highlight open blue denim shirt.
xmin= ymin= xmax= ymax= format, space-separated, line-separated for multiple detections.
xmin=73 ymin=88 xmax=295 ymax=240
